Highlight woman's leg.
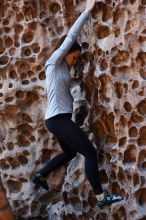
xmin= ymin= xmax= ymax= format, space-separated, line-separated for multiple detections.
xmin=33 ymin=113 xmax=123 ymax=204
xmin=45 ymin=113 xmax=103 ymax=195
xmin=39 ymin=138 xmax=77 ymax=177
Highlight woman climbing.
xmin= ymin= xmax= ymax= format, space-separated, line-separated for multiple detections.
xmin=32 ymin=0 xmax=124 ymax=207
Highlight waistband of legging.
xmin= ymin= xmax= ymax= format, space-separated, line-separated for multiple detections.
xmin=45 ymin=113 xmax=72 ymax=120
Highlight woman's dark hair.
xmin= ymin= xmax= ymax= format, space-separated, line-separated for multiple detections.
xmin=47 ymin=35 xmax=81 ymax=60
xmin=55 ymin=35 xmax=81 ymax=53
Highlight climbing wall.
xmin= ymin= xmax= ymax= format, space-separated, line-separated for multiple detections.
xmin=0 ymin=0 xmax=146 ymax=219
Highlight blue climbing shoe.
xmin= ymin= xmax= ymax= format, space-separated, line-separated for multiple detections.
xmin=96 ymin=190 xmax=124 ymax=207
xmin=32 ymin=173 xmax=49 ymax=191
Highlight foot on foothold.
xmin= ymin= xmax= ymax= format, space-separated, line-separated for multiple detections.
xmin=96 ymin=190 xmax=124 ymax=207
xmin=32 ymin=173 xmax=49 ymax=191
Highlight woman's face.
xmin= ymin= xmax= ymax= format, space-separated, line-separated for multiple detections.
xmin=65 ymin=50 xmax=81 ymax=67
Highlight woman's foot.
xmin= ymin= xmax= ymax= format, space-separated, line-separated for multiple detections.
xmin=32 ymin=173 xmax=49 ymax=191
xmin=96 ymin=190 xmax=124 ymax=207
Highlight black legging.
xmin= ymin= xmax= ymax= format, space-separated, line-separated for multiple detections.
xmin=40 ymin=113 xmax=103 ymax=195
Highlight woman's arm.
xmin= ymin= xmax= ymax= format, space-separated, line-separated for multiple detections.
xmin=47 ymin=11 xmax=90 ymax=65
xmin=46 ymin=0 xmax=96 ymax=65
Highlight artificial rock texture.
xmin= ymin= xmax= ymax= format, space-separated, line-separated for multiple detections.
xmin=0 ymin=0 xmax=146 ymax=219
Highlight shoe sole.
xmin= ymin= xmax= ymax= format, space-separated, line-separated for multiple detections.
xmin=97 ymin=198 xmax=123 ymax=207
xmin=106 ymin=198 xmax=123 ymax=204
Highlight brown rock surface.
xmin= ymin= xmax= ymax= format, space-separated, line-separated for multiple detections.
xmin=0 ymin=0 xmax=146 ymax=219
xmin=0 ymin=179 xmax=14 ymax=220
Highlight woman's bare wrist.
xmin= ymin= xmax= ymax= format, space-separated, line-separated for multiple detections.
xmin=84 ymin=0 xmax=96 ymax=14
xmin=84 ymin=8 xmax=91 ymax=14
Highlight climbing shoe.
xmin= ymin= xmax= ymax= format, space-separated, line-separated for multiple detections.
xmin=32 ymin=173 xmax=49 ymax=191
xmin=96 ymin=190 xmax=124 ymax=207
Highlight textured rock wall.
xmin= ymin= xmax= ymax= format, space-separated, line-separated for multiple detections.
xmin=0 ymin=0 xmax=146 ymax=219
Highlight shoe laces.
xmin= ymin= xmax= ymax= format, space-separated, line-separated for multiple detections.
xmin=104 ymin=190 xmax=113 ymax=199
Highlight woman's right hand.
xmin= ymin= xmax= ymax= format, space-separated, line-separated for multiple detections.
xmin=85 ymin=0 xmax=96 ymax=13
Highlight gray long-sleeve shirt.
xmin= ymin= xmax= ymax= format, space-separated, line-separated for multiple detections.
xmin=44 ymin=11 xmax=90 ymax=120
